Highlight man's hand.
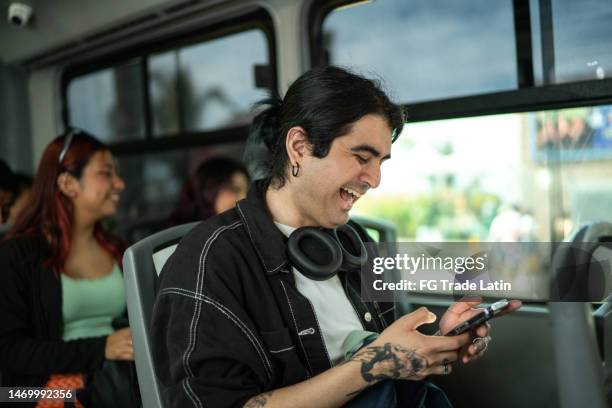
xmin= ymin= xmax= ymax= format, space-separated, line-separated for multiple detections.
xmin=439 ymin=297 xmax=522 ymax=363
xmin=351 ymin=307 xmax=471 ymax=383
xmin=243 ymin=308 xmax=471 ymax=408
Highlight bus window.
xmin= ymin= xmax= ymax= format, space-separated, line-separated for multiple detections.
xmin=534 ymin=105 xmax=612 ymax=237
xmin=352 ymin=103 xmax=612 ymax=245
xmin=65 ymin=22 xmax=274 ymax=142
xmin=351 ymin=103 xmax=612 ymax=299
xmin=353 ymin=112 xmax=546 ymax=242
xmin=67 ymin=59 xmax=146 ymax=143
xmin=316 ymin=0 xmax=518 ymax=103
xmin=530 ymin=0 xmax=612 ymax=84
xmin=148 ymin=29 xmax=270 ymax=136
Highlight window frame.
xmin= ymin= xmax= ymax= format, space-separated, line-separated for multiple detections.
xmin=60 ymin=7 xmax=277 ymax=155
xmin=307 ymin=0 xmax=612 ymax=123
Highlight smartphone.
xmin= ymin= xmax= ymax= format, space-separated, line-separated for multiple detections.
xmin=445 ymin=299 xmax=509 ymax=336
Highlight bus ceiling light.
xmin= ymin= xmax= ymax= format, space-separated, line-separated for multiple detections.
xmin=8 ymin=2 xmax=33 ymax=27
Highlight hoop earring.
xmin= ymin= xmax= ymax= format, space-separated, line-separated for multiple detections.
xmin=292 ymin=163 xmax=300 ymax=177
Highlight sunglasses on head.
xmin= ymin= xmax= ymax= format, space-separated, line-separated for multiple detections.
xmin=58 ymin=128 xmax=81 ymax=164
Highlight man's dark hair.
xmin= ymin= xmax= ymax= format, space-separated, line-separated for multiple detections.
xmin=249 ymin=66 xmax=405 ymax=187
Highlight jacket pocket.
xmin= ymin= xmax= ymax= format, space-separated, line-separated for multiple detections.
xmin=261 ymin=328 xmax=308 ymax=386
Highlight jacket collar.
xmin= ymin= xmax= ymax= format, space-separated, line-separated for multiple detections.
xmin=236 ymin=178 xmax=289 ymax=275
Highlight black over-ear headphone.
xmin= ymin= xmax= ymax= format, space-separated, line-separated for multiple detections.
xmin=287 ymin=224 xmax=368 ymax=281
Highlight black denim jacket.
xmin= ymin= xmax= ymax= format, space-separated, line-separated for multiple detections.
xmin=151 ymin=179 xmax=395 ymax=408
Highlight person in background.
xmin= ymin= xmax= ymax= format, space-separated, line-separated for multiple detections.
xmin=0 ymin=160 xmax=21 ymax=234
xmin=0 ymin=159 xmax=17 ymax=210
xmin=165 ymin=156 xmax=250 ymax=227
xmin=0 ymin=129 xmax=137 ymax=407
xmin=2 ymin=172 xmax=33 ymax=226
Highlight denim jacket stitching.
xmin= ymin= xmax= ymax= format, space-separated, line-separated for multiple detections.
xmin=185 ymin=222 xmax=241 ymax=383
xmin=159 ymin=287 xmax=273 ymax=380
xmin=279 ymin=280 xmax=313 ymax=377
xmin=300 ymin=290 xmax=333 ymax=367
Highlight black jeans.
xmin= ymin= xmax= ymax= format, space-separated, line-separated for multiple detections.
xmin=345 ymin=379 xmax=453 ymax=408
xmin=77 ymin=360 xmax=141 ymax=408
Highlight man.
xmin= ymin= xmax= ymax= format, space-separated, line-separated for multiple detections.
xmin=151 ymin=66 xmax=520 ymax=407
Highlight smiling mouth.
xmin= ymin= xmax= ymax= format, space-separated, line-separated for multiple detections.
xmin=339 ymin=187 xmax=362 ymax=207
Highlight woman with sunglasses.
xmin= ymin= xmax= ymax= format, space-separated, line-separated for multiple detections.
xmin=0 ymin=129 xmax=137 ymax=407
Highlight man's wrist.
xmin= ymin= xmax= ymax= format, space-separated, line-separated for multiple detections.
xmin=349 ymin=345 xmax=387 ymax=384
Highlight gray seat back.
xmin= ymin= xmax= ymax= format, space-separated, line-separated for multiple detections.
xmin=550 ymin=221 xmax=612 ymax=408
xmin=123 ymin=222 xmax=199 ymax=408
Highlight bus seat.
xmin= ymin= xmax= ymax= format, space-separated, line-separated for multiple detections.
xmin=584 ymin=222 xmax=612 ymax=404
xmin=594 ymin=298 xmax=612 ymax=404
xmin=123 ymin=222 xmax=199 ymax=408
xmin=549 ymin=221 xmax=612 ymax=408
xmin=349 ymin=215 xmax=398 ymax=245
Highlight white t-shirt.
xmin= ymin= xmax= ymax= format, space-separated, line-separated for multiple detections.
xmin=275 ymin=222 xmax=364 ymax=365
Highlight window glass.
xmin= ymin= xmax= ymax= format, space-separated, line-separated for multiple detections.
xmin=530 ymin=0 xmax=612 ymax=84
xmin=148 ymin=29 xmax=270 ymax=135
xmin=67 ymin=60 xmax=145 ymax=143
xmin=320 ymin=0 xmax=518 ymax=103
xmin=148 ymin=52 xmax=180 ymax=135
xmin=355 ymin=104 xmax=612 ymax=299
xmin=67 ymin=25 xmax=273 ymax=142
xmin=533 ymin=105 xmax=612 ymax=235
xmin=353 ymin=104 xmax=612 ymax=244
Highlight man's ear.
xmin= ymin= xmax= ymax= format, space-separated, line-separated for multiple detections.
xmin=285 ymin=126 xmax=310 ymax=166
xmin=57 ymin=172 xmax=79 ymax=198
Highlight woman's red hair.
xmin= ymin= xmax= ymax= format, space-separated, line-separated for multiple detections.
xmin=6 ymin=130 xmax=126 ymax=275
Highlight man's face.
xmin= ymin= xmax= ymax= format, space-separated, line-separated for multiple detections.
xmin=293 ymin=114 xmax=392 ymax=228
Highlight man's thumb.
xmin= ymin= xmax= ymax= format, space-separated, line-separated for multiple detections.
xmin=405 ymin=307 xmax=437 ymax=330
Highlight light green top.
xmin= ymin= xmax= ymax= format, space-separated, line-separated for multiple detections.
xmin=61 ymin=263 xmax=126 ymax=341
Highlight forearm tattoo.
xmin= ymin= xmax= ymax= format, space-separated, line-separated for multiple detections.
xmin=351 ymin=342 xmax=428 ymax=383
xmin=244 ymin=391 xmax=273 ymax=407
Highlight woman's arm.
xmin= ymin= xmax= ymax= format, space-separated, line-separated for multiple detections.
xmin=0 ymin=334 xmax=107 ymax=376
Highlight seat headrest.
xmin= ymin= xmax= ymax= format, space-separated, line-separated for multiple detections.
xmin=152 ymin=244 xmax=179 ymax=276
xmin=580 ymin=222 xmax=612 ymax=243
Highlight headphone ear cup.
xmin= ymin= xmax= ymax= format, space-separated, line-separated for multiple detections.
xmin=333 ymin=224 xmax=368 ymax=271
xmin=287 ymin=227 xmax=343 ymax=281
